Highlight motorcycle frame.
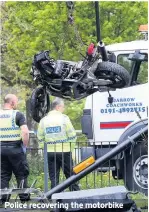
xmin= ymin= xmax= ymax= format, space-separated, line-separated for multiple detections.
xmin=34 ymin=47 xmax=113 ymax=101
xmin=35 ymin=58 xmax=99 ymax=100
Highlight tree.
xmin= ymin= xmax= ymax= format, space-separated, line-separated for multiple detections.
xmin=1 ymin=1 xmax=148 ymax=126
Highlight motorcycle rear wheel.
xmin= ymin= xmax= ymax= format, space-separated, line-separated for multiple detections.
xmin=30 ymin=87 xmax=50 ymax=123
xmin=95 ymin=61 xmax=130 ymax=88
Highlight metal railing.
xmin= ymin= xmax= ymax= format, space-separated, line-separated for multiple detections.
xmin=25 ymin=132 xmax=148 ymax=197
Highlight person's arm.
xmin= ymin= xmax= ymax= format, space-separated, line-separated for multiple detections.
xmin=16 ymin=112 xmax=29 ymax=147
xmin=37 ymin=120 xmax=45 ymax=149
xmin=20 ymin=125 xmax=29 ymax=147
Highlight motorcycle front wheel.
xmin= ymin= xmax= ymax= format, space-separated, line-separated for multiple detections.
xmin=30 ymin=87 xmax=50 ymax=123
xmin=95 ymin=61 xmax=130 ymax=88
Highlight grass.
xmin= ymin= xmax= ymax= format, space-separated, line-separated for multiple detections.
xmin=27 ymin=170 xmax=148 ymax=210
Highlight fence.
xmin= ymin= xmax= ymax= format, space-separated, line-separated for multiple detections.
xmin=25 ymin=133 xmax=148 ymax=197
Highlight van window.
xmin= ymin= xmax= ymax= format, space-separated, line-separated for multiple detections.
xmin=117 ymin=54 xmax=148 ymax=84
xmin=137 ymin=60 xmax=148 ymax=84
xmin=117 ymin=54 xmax=132 ymax=72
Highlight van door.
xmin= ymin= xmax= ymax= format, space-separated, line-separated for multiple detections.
xmin=91 ymin=51 xmax=148 ymax=143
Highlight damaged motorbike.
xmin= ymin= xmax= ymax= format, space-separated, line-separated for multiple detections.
xmin=30 ymin=42 xmax=130 ymax=122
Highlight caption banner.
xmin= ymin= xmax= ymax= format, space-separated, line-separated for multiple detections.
xmin=5 ymin=201 xmax=124 ymax=210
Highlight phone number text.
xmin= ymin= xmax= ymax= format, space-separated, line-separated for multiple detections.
xmin=100 ymin=107 xmax=145 ymax=114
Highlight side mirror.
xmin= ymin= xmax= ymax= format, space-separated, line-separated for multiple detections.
xmin=108 ymin=51 xmax=116 ymax=63
xmin=128 ymin=50 xmax=148 ymax=62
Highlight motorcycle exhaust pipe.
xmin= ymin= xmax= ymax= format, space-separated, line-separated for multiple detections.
xmin=98 ymin=41 xmax=108 ymax=61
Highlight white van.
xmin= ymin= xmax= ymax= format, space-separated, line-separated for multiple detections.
xmin=81 ymin=28 xmax=148 ymax=195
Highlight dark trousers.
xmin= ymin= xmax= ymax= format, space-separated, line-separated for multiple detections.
xmin=47 ymin=152 xmax=80 ymax=191
xmin=0 ymin=146 xmax=30 ymax=203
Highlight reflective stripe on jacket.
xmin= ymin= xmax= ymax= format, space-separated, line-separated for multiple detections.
xmin=37 ymin=110 xmax=77 ymax=152
xmin=0 ymin=110 xmax=21 ymax=142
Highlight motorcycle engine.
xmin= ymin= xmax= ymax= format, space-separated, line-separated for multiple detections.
xmin=54 ymin=60 xmax=70 ymax=79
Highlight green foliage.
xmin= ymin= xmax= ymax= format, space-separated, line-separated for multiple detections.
xmin=64 ymin=99 xmax=85 ymax=129
xmin=26 ymin=150 xmax=44 ymax=189
xmin=1 ymin=1 xmax=148 ymax=125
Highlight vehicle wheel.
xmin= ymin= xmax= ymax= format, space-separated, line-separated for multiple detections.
xmin=123 ymin=142 xmax=148 ymax=196
xmin=30 ymin=87 xmax=50 ymax=123
xmin=95 ymin=61 xmax=130 ymax=88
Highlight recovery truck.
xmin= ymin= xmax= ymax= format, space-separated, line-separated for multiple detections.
xmin=81 ymin=25 xmax=148 ymax=195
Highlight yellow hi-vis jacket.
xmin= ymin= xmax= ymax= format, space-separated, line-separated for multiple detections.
xmin=37 ymin=110 xmax=77 ymax=152
xmin=0 ymin=109 xmax=21 ymax=142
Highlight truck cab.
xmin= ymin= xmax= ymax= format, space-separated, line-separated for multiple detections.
xmin=81 ymin=25 xmax=148 ymax=195
xmin=83 ymin=39 xmax=148 ymax=143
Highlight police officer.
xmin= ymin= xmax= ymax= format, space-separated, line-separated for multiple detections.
xmin=37 ymin=98 xmax=80 ymax=191
xmin=0 ymin=94 xmax=30 ymax=203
